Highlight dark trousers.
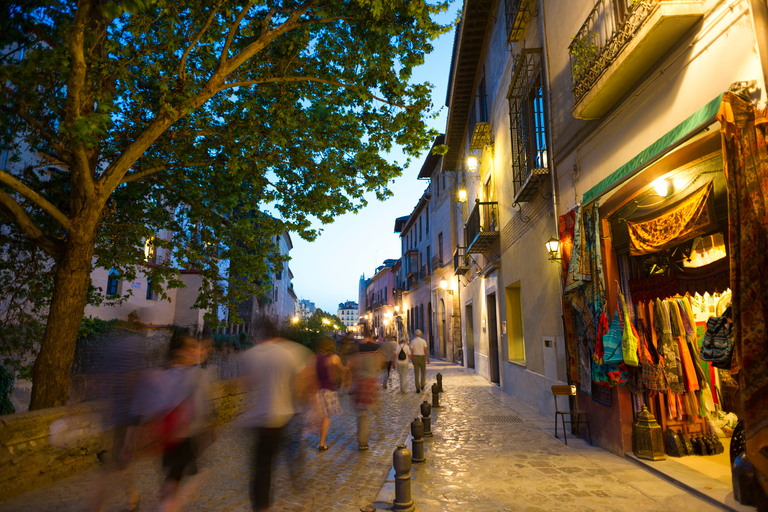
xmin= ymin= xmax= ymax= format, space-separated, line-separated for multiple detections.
xmin=250 ymin=426 xmax=283 ymax=511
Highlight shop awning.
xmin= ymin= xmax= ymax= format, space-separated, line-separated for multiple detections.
xmin=582 ymin=94 xmax=724 ymax=204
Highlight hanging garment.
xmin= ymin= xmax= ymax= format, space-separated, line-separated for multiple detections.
xmin=656 ymin=299 xmax=685 ymax=394
xmin=669 ymin=300 xmax=700 ymax=392
xmin=603 ymin=298 xmax=624 ymax=365
xmin=620 ymin=292 xmax=639 ymax=366
xmin=717 ymin=91 xmax=768 ymax=443
xmin=637 ymin=317 xmax=668 ymax=393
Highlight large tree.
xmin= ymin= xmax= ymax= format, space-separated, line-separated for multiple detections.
xmin=0 ymin=0 xmax=448 ymax=409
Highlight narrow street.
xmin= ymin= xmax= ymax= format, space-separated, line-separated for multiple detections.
xmin=0 ymin=362 xmax=731 ymax=512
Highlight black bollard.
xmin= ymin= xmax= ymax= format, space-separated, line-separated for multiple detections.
xmin=421 ymin=400 xmax=432 ymax=437
xmin=431 ymin=383 xmax=440 ymax=408
xmin=392 ymin=445 xmax=415 ymax=512
xmin=436 ymin=372 xmax=443 ymax=392
xmin=411 ymin=417 xmax=425 ymax=463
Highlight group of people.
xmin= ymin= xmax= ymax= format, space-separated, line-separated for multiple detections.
xmin=86 ymin=325 xmax=432 ymax=512
xmin=244 ymin=327 xmax=431 ymax=511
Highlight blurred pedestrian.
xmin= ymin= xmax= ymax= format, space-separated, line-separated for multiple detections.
xmin=314 ymin=336 xmax=346 ymax=451
xmin=151 ymin=336 xmax=216 ymax=512
xmin=410 ymin=329 xmax=429 ymax=393
xmin=89 ymin=334 xmax=145 ymax=512
xmin=379 ymin=336 xmax=396 ymax=389
xmin=241 ymin=323 xmax=314 ymax=512
xmin=349 ymin=338 xmax=382 ymax=450
xmin=394 ymin=338 xmax=411 ymax=394
xmin=337 ymin=335 xmax=356 ymax=392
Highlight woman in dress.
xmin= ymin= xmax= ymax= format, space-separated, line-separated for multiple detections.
xmin=315 ymin=336 xmax=347 ymax=451
xmin=394 ymin=338 xmax=412 ymax=394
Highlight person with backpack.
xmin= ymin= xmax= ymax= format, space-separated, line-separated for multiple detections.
xmin=394 ymin=338 xmax=412 ymax=394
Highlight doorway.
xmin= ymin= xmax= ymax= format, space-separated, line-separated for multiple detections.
xmin=465 ymin=304 xmax=475 ymax=369
xmin=427 ymin=302 xmax=434 ymax=357
xmin=487 ymin=292 xmax=500 ymax=384
xmin=439 ymin=299 xmax=447 ymax=360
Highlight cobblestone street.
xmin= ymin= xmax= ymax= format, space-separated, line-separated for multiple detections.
xmin=1 ymin=362 xmax=728 ymax=512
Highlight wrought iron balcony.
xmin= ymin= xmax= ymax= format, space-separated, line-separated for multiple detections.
xmin=465 ymin=200 xmax=499 ymax=254
xmin=431 ymin=255 xmax=441 ymax=271
xmin=569 ymin=0 xmax=704 ymax=119
xmin=505 ymin=0 xmax=533 ymax=43
xmin=454 ymin=246 xmax=469 ymax=276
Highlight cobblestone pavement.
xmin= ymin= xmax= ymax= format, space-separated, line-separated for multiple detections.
xmin=382 ymin=364 xmax=725 ymax=512
xmin=1 ymin=362 xmax=726 ymax=512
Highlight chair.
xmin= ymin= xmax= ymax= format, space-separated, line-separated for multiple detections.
xmin=552 ymin=385 xmax=592 ymax=445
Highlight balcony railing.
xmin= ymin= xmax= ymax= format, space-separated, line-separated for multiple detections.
xmin=454 ymin=246 xmax=469 ymax=276
xmin=505 ymin=0 xmax=533 ymax=43
xmin=465 ymin=200 xmax=499 ymax=254
xmin=569 ymin=0 xmax=654 ymax=103
xmin=569 ymin=0 xmax=703 ymax=118
xmin=431 ymin=255 xmax=441 ymax=271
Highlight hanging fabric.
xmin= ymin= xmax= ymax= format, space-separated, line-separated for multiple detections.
xmin=603 ymin=298 xmax=624 ymax=365
xmin=619 ymin=292 xmax=639 ymax=366
xmin=626 ymin=180 xmax=716 ymax=255
xmin=717 ymin=92 xmax=768 ymax=447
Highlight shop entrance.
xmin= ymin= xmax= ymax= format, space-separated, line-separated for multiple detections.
xmin=487 ymin=292 xmax=500 ymax=384
xmin=465 ymin=304 xmax=475 ymax=369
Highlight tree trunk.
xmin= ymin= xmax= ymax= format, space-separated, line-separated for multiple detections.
xmin=29 ymin=230 xmax=96 ymax=410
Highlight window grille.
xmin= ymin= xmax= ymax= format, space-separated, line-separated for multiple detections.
xmin=508 ymin=49 xmax=549 ymax=203
xmin=505 ymin=0 xmax=533 ymax=43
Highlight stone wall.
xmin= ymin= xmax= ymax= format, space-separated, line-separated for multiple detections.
xmin=0 ymin=377 xmax=247 ymax=500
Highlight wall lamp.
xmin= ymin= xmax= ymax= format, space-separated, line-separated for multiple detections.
xmin=457 ymin=188 xmax=468 ymax=202
xmin=545 ymin=237 xmax=561 ymax=262
xmin=440 ymin=278 xmax=454 ymax=294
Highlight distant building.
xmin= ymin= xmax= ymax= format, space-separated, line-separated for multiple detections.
xmin=296 ymin=299 xmax=315 ymax=320
xmin=336 ymin=301 xmax=359 ymax=329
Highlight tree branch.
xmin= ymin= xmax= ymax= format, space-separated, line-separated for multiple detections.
xmin=0 ymin=86 xmax=70 ymax=160
xmin=121 ymin=160 xmax=226 ymax=184
xmin=179 ymin=3 xmax=222 ymax=80
xmin=219 ymin=1 xmax=256 ymax=68
xmin=0 ymin=170 xmax=74 ymax=233
xmin=0 ymin=189 xmax=63 ymax=259
xmin=218 ymin=76 xmax=406 ymax=108
xmin=65 ymin=0 xmax=96 ymax=201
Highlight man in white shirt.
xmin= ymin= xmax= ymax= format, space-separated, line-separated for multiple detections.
xmin=410 ymin=329 xmax=429 ymax=393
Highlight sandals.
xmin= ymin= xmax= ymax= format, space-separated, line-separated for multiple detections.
xmin=318 ymin=445 xmax=329 ymax=452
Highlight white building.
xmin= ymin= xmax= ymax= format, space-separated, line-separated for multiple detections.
xmin=336 ymin=300 xmax=359 ymax=329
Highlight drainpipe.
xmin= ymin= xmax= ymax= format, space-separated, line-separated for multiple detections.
xmin=539 ymin=0 xmax=569 ymax=384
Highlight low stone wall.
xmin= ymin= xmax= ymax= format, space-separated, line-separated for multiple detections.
xmin=0 ymin=378 xmax=248 ymax=500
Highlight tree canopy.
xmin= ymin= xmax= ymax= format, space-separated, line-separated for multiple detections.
xmin=0 ymin=0 xmax=450 ymax=408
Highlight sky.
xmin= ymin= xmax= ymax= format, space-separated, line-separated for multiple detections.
xmin=290 ymin=5 xmax=460 ymax=314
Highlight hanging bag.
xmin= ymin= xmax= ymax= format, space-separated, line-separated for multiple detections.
xmin=603 ymin=298 xmax=624 ymax=364
xmin=620 ymin=292 xmax=640 ymax=366
xmin=699 ymin=306 xmax=733 ymax=369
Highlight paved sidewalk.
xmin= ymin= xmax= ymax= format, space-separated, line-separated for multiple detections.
xmin=374 ymin=363 xmax=730 ymax=512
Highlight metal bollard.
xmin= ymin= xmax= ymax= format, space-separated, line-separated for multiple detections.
xmin=392 ymin=445 xmax=415 ymax=512
xmin=411 ymin=417 xmax=425 ymax=463
xmin=431 ymin=383 xmax=440 ymax=408
xmin=421 ymin=400 xmax=432 ymax=437
xmin=436 ymin=372 xmax=443 ymax=392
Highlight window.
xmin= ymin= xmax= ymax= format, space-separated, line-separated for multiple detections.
xmin=427 ymin=246 xmax=431 ymax=274
xmin=420 ymin=304 xmax=424 ymax=331
xmin=505 ymin=282 xmax=525 ymax=363
xmin=384 ymin=287 xmax=387 ymax=302
xmin=146 ymin=278 xmax=156 ymax=301
xmin=426 ymin=209 xmax=429 ymax=234
xmin=419 ymin=217 xmax=422 ymax=242
xmin=106 ymin=269 xmax=120 ymax=296
xmin=508 ymin=49 xmax=548 ymax=202
xmin=438 ymin=233 xmax=444 ymax=266
xmin=144 ymin=238 xmax=157 ymax=264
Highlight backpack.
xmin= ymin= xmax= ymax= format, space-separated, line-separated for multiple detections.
xmin=398 ymin=347 xmax=407 ymax=361
xmin=700 ymin=306 xmax=733 ymax=369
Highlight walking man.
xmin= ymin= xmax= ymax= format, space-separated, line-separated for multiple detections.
xmin=410 ymin=329 xmax=429 ymax=393
xmin=379 ymin=336 xmax=396 ymax=389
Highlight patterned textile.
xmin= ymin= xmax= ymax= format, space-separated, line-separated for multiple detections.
xmin=578 ymin=336 xmax=592 ymax=396
xmin=618 ymin=254 xmax=637 ymax=325
xmin=629 ymin=272 xmax=679 ymax=304
xmin=627 ymin=181 xmax=716 ymax=256
xmin=351 ymin=378 xmax=379 ymax=411
xmin=655 ymin=299 xmax=685 ymax=394
xmin=628 ymin=260 xmax=730 ymax=303
xmin=317 ymin=389 xmax=341 ymax=417
xmin=717 ymin=92 xmax=768 ymax=441
xmin=562 ymin=299 xmax=580 ymax=383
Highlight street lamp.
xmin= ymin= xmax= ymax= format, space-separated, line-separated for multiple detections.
xmin=292 ymin=316 xmax=299 ymax=324
xmin=545 ymin=237 xmax=561 ymax=262
xmin=467 ymin=155 xmax=478 ymax=171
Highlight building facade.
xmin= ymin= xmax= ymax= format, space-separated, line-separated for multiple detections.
xmin=337 ymin=300 xmax=359 ymax=329
xmin=365 ymin=260 xmax=397 ymax=338
xmin=442 ymin=0 xmax=567 ymax=418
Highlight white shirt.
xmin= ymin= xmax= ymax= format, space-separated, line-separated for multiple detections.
xmin=395 ymin=343 xmax=411 ymax=363
xmin=410 ymin=336 xmax=428 ymax=357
